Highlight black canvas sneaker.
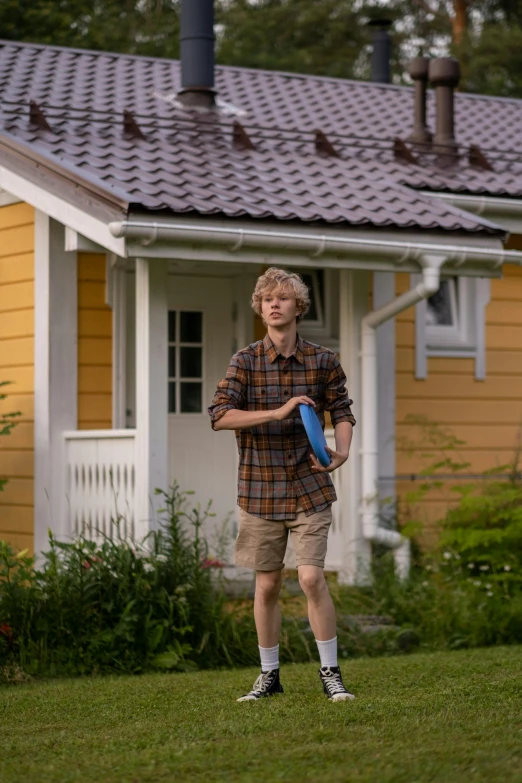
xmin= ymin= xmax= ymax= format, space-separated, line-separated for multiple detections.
xmin=319 ymin=666 xmax=355 ymax=702
xmin=237 ymin=668 xmax=284 ymax=702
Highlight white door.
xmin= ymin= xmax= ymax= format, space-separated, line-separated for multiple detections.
xmin=167 ymin=275 xmax=238 ymax=552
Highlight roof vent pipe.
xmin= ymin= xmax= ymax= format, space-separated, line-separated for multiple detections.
xmin=178 ymin=0 xmax=215 ymax=108
xmin=408 ymin=57 xmax=432 ymax=145
xmin=428 ymin=57 xmax=460 ymax=159
xmin=368 ymin=18 xmax=392 ymax=83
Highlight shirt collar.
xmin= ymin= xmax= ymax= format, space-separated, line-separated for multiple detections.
xmin=262 ymin=333 xmax=305 ymax=364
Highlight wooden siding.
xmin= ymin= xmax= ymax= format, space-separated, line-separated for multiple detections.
xmin=77 ymin=253 xmax=112 ymax=429
xmin=395 ymin=264 xmax=522 ymax=545
xmin=0 ymin=203 xmax=34 ymax=552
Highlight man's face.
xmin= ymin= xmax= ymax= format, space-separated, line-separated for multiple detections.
xmin=261 ymin=286 xmax=300 ymax=328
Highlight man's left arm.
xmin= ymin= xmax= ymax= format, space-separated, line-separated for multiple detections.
xmin=310 ymin=355 xmax=355 ymax=474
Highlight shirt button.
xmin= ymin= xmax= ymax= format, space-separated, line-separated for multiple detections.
xmin=284 ymin=390 xmax=289 ymax=395
xmin=287 ymin=453 xmax=292 ymax=459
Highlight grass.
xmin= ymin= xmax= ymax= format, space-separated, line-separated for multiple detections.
xmin=1 ymin=646 xmax=522 ymax=783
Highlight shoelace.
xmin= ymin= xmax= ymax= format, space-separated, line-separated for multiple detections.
xmin=321 ymin=669 xmax=348 ymax=697
xmin=251 ymin=671 xmax=275 ymax=695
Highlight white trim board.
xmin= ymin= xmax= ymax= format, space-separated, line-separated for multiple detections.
xmin=0 ymin=188 xmax=21 ymax=207
xmin=0 ymin=166 xmax=125 ymax=257
xmin=34 ymin=214 xmax=78 ymax=554
xmin=414 ymin=275 xmax=491 ymax=380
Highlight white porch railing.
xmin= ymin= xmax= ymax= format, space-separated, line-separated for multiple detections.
xmin=63 ymin=430 xmax=137 ymax=543
xmin=324 ymin=430 xmax=343 ymax=570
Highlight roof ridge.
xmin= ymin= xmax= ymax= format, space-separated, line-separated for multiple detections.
xmin=2 ymin=38 xmax=522 ymax=105
xmin=0 ymin=38 xmax=408 ymax=95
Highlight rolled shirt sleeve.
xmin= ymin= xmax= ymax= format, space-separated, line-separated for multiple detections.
xmin=324 ymin=354 xmax=356 ymax=428
xmin=208 ymin=352 xmax=247 ymax=429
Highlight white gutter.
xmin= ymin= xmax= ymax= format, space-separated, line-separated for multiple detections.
xmin=108 ymin=219 xmax=522 ymax=267
xmin=421 ymin=192 xmax=522 ymax=218
xmin=361 ymin=255 xmax=445 ymax=578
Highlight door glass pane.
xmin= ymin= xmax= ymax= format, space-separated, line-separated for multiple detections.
xmin=180 ymin=311 xmax=202 ymax=343
xmin=168 ymin=382 xmax=176 ymax=413
xmin=168 ymin=346 xmax=176 ymax=378
xmin=301 ymin=273 xmax=318 ymax=321
xmin=168 ymin=310 xmax=176 ymax=342
xmin=426 ymin=281 xmax=455 ymax=326
xmin=180 ymin=346 xmax=202 ymax=378
xmin=300 ymin=270 xmax=324 ymax=323
xmin=180 ymin=382 xmax=202 ymax=413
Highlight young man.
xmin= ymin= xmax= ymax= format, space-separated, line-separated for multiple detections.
xmin=208 ymin=267 xmax=356 ymax=702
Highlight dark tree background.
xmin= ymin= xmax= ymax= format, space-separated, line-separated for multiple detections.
xmin=1 ymin=0 xmax=521 ymax=96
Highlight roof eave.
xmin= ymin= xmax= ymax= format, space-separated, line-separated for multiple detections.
xmin=109 ymin=215 xmax=520 ymax=277
xmin=0 ymin=130 xmax=130 ymax=224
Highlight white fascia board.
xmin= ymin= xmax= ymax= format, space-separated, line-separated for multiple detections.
xmin=124 ymin=241 xmax=502 ymax=277
xmin=0 ymin=165 xmax=126 ymax=257
xmin=0 ymin=188 xmax=21 ymax=207
xmin=64 ymin=227 xmax=109 ymax=254
xmin=118 ymin=217 xmax=510 ymax=277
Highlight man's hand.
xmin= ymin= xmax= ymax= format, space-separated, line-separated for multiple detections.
xmin=310 ymin=445 xmax=349 ymax=474
xmin=272 ymin=396 xmax=315 ymax=422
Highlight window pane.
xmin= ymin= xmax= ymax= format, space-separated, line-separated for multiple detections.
xmin=168 ymin=346 xmax=176 ymax=378
xmin=301 ymin=273 xmax=318 ymax=321
xmin=168 ymin=310 xmax=176 ymax=342
xmin=180 ymin=382 xmax=202 ymax=413
xmin=180 ymin=346 xmax=202 ymax=378
xmin=168 ymin=382 xmax=176 ymax=413
xmin=180 ymin=311 xmax=202 ymax=343
xmin=426 ymin=281 xmax=455 ymax=326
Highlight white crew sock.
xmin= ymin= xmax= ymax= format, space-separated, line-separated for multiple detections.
xmin=316 ymin=636 xmax=338 ymax=668
xmin=259 ymin=644 xmax=280 ymax=672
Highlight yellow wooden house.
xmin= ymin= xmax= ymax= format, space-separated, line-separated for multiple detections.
xmin=1 ymin=37 xmax=522 ymax=582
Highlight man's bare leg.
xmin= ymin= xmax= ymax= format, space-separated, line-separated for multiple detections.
xmin=297 ymin=565 xmax=336 ymax=640
xmin=298 ymin=564 xmax=354 ymax=699
xmin=254 ymin=570 xmax=283 ymax=647
xmin=236 ymin=570 xmax=284 ymax=701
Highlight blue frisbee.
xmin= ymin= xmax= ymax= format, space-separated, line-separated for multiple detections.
xmin=299 ymin=404 xmax=331 ymax=467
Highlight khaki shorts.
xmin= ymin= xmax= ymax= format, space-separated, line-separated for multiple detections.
xmin=235 ymin=503 xmax=332 ymax=571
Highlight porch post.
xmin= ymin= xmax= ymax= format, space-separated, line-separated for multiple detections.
xmin=134 ymin=257 xmax=168 ymax=537
xmin=34 ymin=214 xmax=77 ymax=553
xmin=338 ymin=269 xmax=372 ymax=584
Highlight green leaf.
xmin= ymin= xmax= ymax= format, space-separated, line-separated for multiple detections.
xmin=152 ymin=650 xmax=180 ymax=669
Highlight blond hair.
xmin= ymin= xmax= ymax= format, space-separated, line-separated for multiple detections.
xmin=251 ymin=267 xmax=310 ymax=323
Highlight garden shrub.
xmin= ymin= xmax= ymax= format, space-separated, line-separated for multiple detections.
xmin=0 ymin=484 xmax=404 ymax=681
xmin=0 ymin=484 xmax=259 ymax=677
xmin=358 ymin=462 xmax=522 ymax=652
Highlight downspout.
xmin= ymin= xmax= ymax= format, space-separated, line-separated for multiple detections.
xmin=361 ymin=255 xmax=445 ymax=578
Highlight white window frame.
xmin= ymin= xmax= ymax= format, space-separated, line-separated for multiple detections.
xmin=297 ymin=269 xmax=340 ymax=350
xmin=167 ymin=309 xmax=205 ymax=416
xmin=414 ymin=275 xmax=490 ymax=380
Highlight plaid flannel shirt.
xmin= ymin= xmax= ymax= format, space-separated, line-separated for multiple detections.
xmin=208 ymin=333 xmax=356 ymax=521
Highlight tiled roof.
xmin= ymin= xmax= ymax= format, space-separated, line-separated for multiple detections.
xmin=0 ymin=39 xmax=517 ymax=236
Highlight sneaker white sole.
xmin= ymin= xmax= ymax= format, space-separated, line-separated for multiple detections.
xmin=330 ymin=692 xmax=356 ymax=702
xmin=236 ymin=694 xmax=259 ymax=702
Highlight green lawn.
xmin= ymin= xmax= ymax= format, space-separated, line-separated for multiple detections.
xmin=1 ymin=647 xmax=522 ymax=783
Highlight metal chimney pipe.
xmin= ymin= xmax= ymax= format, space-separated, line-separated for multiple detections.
xmin=179 ymin=0 xmax=215 ymax=108
xmin=368 ymin=19 xmax=392 ymax=83
xmin=428 ymin=57 xmax=460 ymax=158
xmin=408 ymin=57 xmax=432 ymax=145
